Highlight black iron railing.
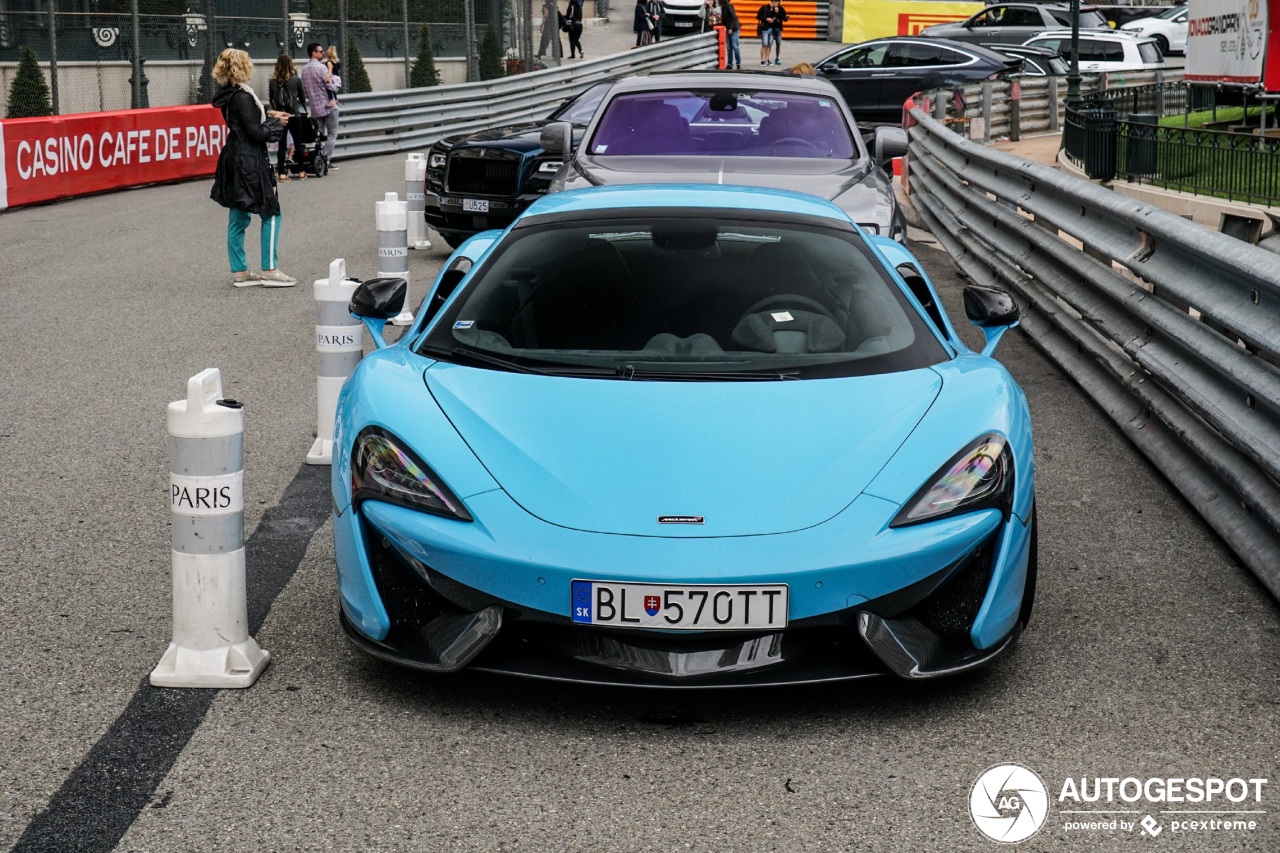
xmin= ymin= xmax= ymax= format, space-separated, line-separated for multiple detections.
xmin=1117 ymin=122 xmax=1280 ymax=206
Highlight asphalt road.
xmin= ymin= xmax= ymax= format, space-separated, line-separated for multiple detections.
xmin=1 ymin=146 xmax=1276 ymax=853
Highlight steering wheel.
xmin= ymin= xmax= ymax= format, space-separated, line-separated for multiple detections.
xmin=740 ymin=294 xmax=835 ymax=322
xmin=768 ymin=136 xmax=823 ymax=153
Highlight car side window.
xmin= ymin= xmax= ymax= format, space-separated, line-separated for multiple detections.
xmin=837 ymin=45 xmax=888 ymax=69
xmin=1003 ymin=8 xmax=1042 ymax=26
xmin=970 ymin=8 xmax=1002 ymax=27
xmin=934 ymin=46 xmax=970 ymax=66
xmin=1030 ymin=37 xmax=1063 ymax=53
xmin=1048 ymin=10 xmax=1072 ymax=26
xmin=1101 ymin=41 xmax=1125 ymax=61
xmin=903 ymin=43 xmax=948 ymax=66
xmin=1138 ymin=42 xmax=1161 ymax=63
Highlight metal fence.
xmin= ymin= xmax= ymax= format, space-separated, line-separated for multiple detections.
xmin=0 ymin=0 xmax=520 ymax=116
xmin=1060 ymin=83 xmax=1280 ymax=207
xmin=905 ymin=103 xmax=1280 ymax=602
xmin=333 ymin=32 xmax=718 ymax=158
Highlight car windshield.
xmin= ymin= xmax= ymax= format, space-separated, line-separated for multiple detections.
xmin=1078 ymin=9 xmax=1106 ymax=26
xmin=586 ymin=89 xmax=857 ymax=158
xmin=420 ymin=212 xmax=946 ymax=379
xmin=550 ymin=82 xmax=611 ymax=125
xmin=1157 ymin=5 xmax=1185 ymax=18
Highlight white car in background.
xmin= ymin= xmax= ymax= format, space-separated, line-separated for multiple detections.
xmin=1120 ymin=5 xmax=1189 ymax=56
xmin=1022 ymin=30 xmax=1164 ymax=72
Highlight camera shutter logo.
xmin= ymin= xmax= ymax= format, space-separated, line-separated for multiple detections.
xmin=970 ymin=763 xmax=1050 ymax=843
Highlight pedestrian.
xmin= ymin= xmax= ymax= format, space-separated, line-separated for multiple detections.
xmin=634 ymin=0 xmax=652 ymax=45
xmin=565 ymin=0 xmax=585 ymax=58
xmin=209 ymin=48 xmax=297 ymax=287
xmin=647 ymin=0 xmax=664 ymax=42
xmin=720 ymin=0 xmax=742 ymax=69
xmin=537 ymin=0 xmax=563 ymax=58
xmin=698 ymin=0 xmax=720 ymax=33
xmin=300 ymin=42 xmax=340 ymax=170
xmin=756 ymin=0 xmax=787 ymax=65
xmin=268 ymin=54 xmax=306 ymax=181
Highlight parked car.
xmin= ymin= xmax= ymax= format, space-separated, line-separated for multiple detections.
xmin=334 ymin=184 xmax=1037 ymax=685
xmin=920 ymin=3 xmax=1109 ymax=45
xmin=983 ymin=43 xmax=1070 ymax=76
xmin=1022 ymin=29 xmax=1164 ymax=71
xmin=659 ymin=0 xmax=704 ymax=35
xmin=424 ymin=82 xmax=611 ymax=248
xmin=1120 ymin=4 xmax=1188 ymax=55
xmin=1093 ymin=3 xmax=1181 ymax=28
xmin=815 ymin=38 xmax=1024 ymax=124
xmin=542 ymin=72 xmax=908 ymax=241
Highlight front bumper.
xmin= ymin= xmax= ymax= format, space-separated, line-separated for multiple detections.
xmin=334 ymin=490 xmax=1033 ymax=687
xmin=424 ymin=190 xmax=541 ymax=239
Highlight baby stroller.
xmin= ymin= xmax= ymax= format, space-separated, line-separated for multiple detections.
xmin=284 ymin=109 xmax=329 ymax=178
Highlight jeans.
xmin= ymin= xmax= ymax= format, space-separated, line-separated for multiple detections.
xmin=726 ymin=29 xmax=741 ymax=67
xmin=317 ymin=109 xmax=339 ymax=160
xmin=227 ymin=208 xmax=281 ymax=273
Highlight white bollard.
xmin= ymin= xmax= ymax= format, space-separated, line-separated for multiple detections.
xmin=151 ymin=368 xmax=269 ymax=689
xmin=308 ymin=258 xmax=363 ymax=465
xmin=377 ymin=191 xmax=414 ymax=327
xmin=405 ymin=153 xmax=433 ymax=250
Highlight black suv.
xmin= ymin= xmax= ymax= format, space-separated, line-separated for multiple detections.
xmin=424 ymin=82 xmax=610 ymax=248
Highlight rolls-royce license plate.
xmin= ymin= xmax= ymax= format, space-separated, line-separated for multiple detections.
xmin=463 ymin=198 xmax=489 ymax=213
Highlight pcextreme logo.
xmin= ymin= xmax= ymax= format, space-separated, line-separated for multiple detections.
xmin=970 ymin=764 xmax=1270 ymax=844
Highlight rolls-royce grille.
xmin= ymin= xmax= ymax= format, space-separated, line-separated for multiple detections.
xmin=447 ymin=155 xmax=519 ymax=196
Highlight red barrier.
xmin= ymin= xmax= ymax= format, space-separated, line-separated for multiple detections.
xmin=0 ymin=105 xmax=225 ymax=211
xmin=716 ymin=25 xmax=727 ymax=69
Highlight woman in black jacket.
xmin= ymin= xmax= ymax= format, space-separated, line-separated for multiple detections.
xmin=268 ymin=54 xmax=306 ymax=180
xmin=210 ymin=48 xmax=297 ymax=287
xmin=565 ymin=0 xmax=584 ymax=58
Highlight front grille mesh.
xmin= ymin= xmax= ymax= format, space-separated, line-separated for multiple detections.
xmin=909 ymin=542 xmax=995 ymax=638
xmin=446 ymin=156 xmax=519 ymax=196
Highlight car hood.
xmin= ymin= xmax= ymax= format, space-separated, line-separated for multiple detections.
xmin=447 ymin=122 xmax=586 ymax=155
xmin=425 ymin=364 xmax=942 ymax=537
xmin=567 ymin=156 xmax=895 ymax=234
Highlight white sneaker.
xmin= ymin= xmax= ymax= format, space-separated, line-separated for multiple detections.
xmin=258 ymin=269 xmax=298 ymax=287
xmin=232 ymin=271 xmax=262 ymax=287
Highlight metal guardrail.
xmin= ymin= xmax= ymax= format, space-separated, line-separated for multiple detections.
xmin=904 ymin=104 xmax=1280 ymax=601
xmin=332 ymin=34 xmax=719 ymax=159
xmin=929 ymin=70 xmax=1183 ymax=144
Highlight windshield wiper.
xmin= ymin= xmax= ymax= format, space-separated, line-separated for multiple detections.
xmin=421 ymin=345 xmax=551 ymax=375
xmin=612 ymin=364 xmax=799 ymax=381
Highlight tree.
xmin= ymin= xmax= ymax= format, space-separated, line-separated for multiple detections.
xmin=478 ymin=26 xmax=504 ymax=81
xmin=7 ymin=46 xmax=52 ymax=119
xmin=409 ymin=23 xmax=441 ymax=88
xmin=344 ymin=41 xmax=373 ymax=94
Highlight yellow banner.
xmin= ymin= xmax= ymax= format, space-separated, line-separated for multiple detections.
xmin=841 ymin=0 xmax=982 ymax=43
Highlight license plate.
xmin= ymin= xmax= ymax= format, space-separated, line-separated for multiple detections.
xmin=463 ymin=198 xmax=489 ymax=213
xmin=571 ymin=580 xmax=788 ymax=630
xmin=674 ymin=21 xmax=694 ymax=26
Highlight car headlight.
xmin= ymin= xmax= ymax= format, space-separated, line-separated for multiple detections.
xmin=351 ymin=427 xmax=472 ymax=521
xmin=891 ymin=434 xmax=1012 ymax=527
xmin=429 ymin=151 xmax=447 ymax=169
xmin=1125 ymin=25 xmax=1144 ymax=33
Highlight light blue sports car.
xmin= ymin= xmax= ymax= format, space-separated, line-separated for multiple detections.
xmin=332 ymin=184 xmax=1036 ymax=686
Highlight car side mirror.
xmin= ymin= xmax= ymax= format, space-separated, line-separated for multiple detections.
xmin=819 ymin=61 xmax=839 ymax=74
xmin=964 ymin=284 xmax=1020 ymax=356
xmin=874 ymin=125 xmax=908 ymax=169
xmin=349 ymin=276 xmax=407 ymax=349
xmin=539 ymin=120 xmax=573 ymax=159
